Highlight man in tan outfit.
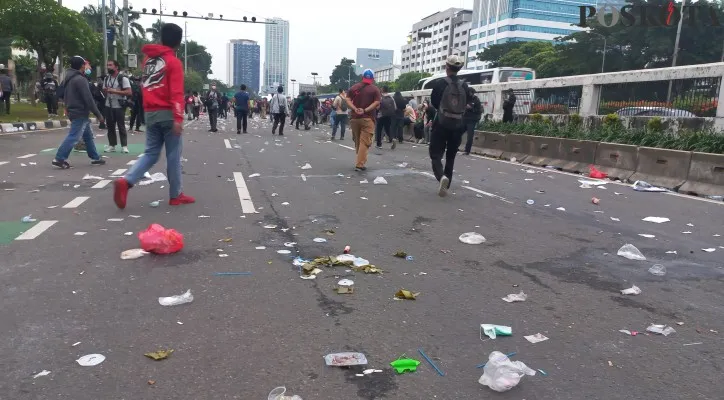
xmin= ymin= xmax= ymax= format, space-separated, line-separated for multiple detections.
xmin=345 ymin=69 xmax=381 ymax=171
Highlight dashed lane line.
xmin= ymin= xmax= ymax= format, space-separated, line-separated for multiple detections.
xmin=17 ymin=154 xmax=36 ymax=159
xmin=111 ymin=168 xmax=127 ymax=176
xmin=127 ymin=159 xmax=137 ymax=165
xmin=0 ymin=161 xmax=8 ymax=166
xmin=62 ymin=196 xmax=90 ymax=208
xmin=224 ymin=139 xmax=232 ymax=149
xmin=232 ymin=172 xmax=257 ymax=214
xmin=338 ymin=144 xmax=355 ymax=151
xmin=92 ymin=180 xmax=111 ymax=189
xmin=15 ymin=220 xmax=57 ymax=240
xmin=462 ymin=185 xmax=514 ymax=204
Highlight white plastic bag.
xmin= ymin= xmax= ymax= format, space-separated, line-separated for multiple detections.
xmin=479 ymin=351 xmax=536 ymax=392
xmin=617 ymin=244 xmax=646 ymax=261
xmin=158 ymin=289 xmax=194 ymax=306
xmin=373 ymin=176 xmax=388 ymax=185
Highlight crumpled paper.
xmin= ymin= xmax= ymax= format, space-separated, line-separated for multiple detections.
xmin=394 ymin=289 xmax=419 ymax=300
xmin=144 ymin=349 xmax=174 ymax=360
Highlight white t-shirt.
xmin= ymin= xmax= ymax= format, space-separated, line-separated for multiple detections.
xmin=103 ymin=74 xmax=131 ymax=108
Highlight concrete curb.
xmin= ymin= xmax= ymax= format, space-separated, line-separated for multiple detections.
xmin=0 ymin=118 xmax=98 ymax=134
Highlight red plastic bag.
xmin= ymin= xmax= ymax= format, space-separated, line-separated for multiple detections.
xmin=138 ymin=223 xmax=184 ymax=254
xmin=589 ymin=165 xmax=608 ymax=179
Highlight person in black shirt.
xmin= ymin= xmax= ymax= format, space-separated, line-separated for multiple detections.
xmin=429 ymin=55 xmax=471 ymax=197
xmin=462 ymin=87 xmax=483 ymax=155
xmin=502 ymin=89 xmax=516 ymax=123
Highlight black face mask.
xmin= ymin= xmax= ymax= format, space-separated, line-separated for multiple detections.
xmin=108 ymin=69 xmax=115 ymax=75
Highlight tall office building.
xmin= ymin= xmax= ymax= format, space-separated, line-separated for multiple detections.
xmin=354 ymin=48 xmax=394 ymax=75
xmin=400 ymin=8 xmax=472 ymax=75
xmin=264 ymin=17 xmax=290 ymax=94
xmin=466 ymin=0 xmax=614 ymax=69
xmin=226 ymin=39 xmax=260 ymax=91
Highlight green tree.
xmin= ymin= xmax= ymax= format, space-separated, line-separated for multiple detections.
xmin=177 ymin=40 xmax=213 ymax=80
xmin=0 ymin=0 xmax=99 ymax=78
xmin=184 ymin=69 xmax=203 ymax=93
xmin=0 ymin=37 xmax=11 ymax=65
xmin=476 ymin=42 xmax=523 ymax=68
xmin=13 ymin=54 xmax=35 ymax=99
xmin=329 ymin=57 xmax=360 ymax=90
xmin=394 ymin=71 xmax=431 ymax=91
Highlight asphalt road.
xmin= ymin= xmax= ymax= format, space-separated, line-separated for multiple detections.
xmin=1 ymin=114 xmax=723 ymax=400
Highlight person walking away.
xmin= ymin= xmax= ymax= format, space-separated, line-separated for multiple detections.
xmin=128 ymin=76 xmax=145 ymax=132
xmin=331 ymin=89 xmax=349 ymax=140
xmin=463 ymin=87 xmax=483 ymax=155
xmin=294 ymin=93 xmax=307 ymax=129
xmin=392 ymin=91 xmax=406 ymax=145
xmin=206 ymin=84 xmax=221 ymax=132
xmin=502 ymin=89 xmax=516 ymax=123
xmin=220 ymin=93 xmax=229 ymax=119
xmin=289 ymin=96 xmax=299 ymax=126
xmin=113 ymin=23 xmax=194 ymax=209
xmin=184 ymin=91 xmax=193 ymax=120
xmin=0 ymin=67 xmax=14 ymax=114
xmin=422 ymin=100 xmax=435 ymax=145
xmin=259 ymin=97 xmax=267 ymax=119
xmin=376 ymin=86 xmax=395 ymax=149
xmin=52 ymin=56 xmax=106 ymax=169
xmin=192 ymin=91 xmax=201 ymax=119
xmin=41 ymin=72 xmax=59 ymax=117
xmin=312 ymin=93 xmax=320 ymax=125
xmin=345 ymin=69 xmax=381 ymax=172
xmin=429 ymin=55 xmax=471 ymax=197
xmin=102 ymin=60 xmax=132 ymax=153
xmin=270 ymin=85 xmax=288 ymax=135
xmin=233 ymin=84 xmax=250 ymax=134
xmin=303 ymin=92 xmax=314 ymax=130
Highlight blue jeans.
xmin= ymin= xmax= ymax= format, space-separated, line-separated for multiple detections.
xmin=55 ymin=118 xmax=101 ymax=161
xmin=464 ymin=120 xmax=477 ymax=153
xmin=330 ymin=111 xmax=336 ymax=127
xmin=332 ymin=114 xmax=347 ymax=138
xmin=124 ymin=120 xmax=183 ymax=198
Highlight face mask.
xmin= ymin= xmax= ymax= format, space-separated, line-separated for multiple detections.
xmin=85 ymin=68 xmax=92 ymax=76
xmin=108 ymin=68 xmax=115 ymax=75
xmin=212 ymin=87 xmax=216 ymax=90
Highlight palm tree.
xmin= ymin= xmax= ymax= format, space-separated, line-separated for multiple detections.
xmin=146 ymin=21 xmax=164 ymax=43
xmin=80 ymin=6 xmax=145 ymax=40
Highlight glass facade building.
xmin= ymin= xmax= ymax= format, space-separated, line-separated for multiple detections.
xmin=264 ymin=18 xmax=290 ymax=94
xmin=226 ymin=39 xmax=260 ymax=92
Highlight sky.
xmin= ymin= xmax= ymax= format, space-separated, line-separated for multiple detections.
xmin=61 ymin=0 xmax=474 ymax=89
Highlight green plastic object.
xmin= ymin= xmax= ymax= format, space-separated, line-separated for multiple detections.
xmin=390 ymin=358 xmax=421 ymax=374
xmin=480 ymin=324 xmax=512 ymax=339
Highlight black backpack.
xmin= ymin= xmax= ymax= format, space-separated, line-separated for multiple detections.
xmin=380 ymin=96 xmax=396 ymax=117
xmin=56 ymin=74 xmax=82 ymax=100
xmin=276 ymin=94 xmax=287 ymax=114
xmin=437 ymin=77 xmax=466 ymax=130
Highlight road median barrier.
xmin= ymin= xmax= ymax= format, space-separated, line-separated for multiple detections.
xmin=501 ymin=134 xmax=531 ymax=162
xmin=678 ymin=152 xmax=724 ymax=196
xmin=629 ymin=147 xmax=692 ymax=190
xmin=592 ymin=142 xmax=638 ymax=182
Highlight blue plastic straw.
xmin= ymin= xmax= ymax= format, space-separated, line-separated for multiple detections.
xmin=418 ymin=348 xmax=445 ymax=376
xmin=213 ymin=272 xmax=252 ymax=276
xmin=476 ymin=352 xmax=516 ymax=368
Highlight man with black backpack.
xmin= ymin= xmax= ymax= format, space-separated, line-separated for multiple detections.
xmin=331 ymin=88 xmax=348 ymax=140
xmin=270 ymin=85 xmax=288 ymax=135
xmin=429 ymin=55 xmax=471 ymax=197
xmin=376 ymin=86 xmax=395 ymax=149
xmin=128 ymin=76 xmax=144 ymax=132
xmin=41 ymin=72 xmax=59 ymax=117
xmin=102 ymin=60 xmax=132 ymax=153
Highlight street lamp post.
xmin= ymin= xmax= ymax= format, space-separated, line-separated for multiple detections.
xmin=291 ymin=79 xmax=296 ymax=97
xmin=590 ymin=32 xmax=607 ymax=73
xmin=311 ymin=72 xmax=318 ymax=90
xmin=667 ymin=0 xmax=687 ymax=103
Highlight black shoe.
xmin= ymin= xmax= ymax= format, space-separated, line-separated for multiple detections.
xmin=237 ymin=130 xmax=241 ymax=134
xmin=279 ymin=133 xmax=284 ymax=136
xmin=464 ymin=152 xmax=470 ymax=156
xmin=52 ymin=159 xmax=71 ymax=169
xmin=243 ymin=131 xmax=247 ymax=134
xmin=331 ymin=136 xmax=336 ymax=140
xmin=272 ymin=131 xmax=276 ymax=135
xmin=354 ymin=166 xmax=367 ymax=172
xmin=91 ymin=159 xmax=106 ymax=165
xmin=391 ymin=141 xmax=396 ymax=150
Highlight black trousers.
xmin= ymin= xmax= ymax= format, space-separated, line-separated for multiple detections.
xmin=1 ymin=91 xmax=11 ymax=114
xmin=129 ymin=104 xmax=144 ymax=130
xmin=391 ymin=116 xmax=404 ymax=142
xmin=464 ymin=120 xmax=476 ymax=153
xmin=429 ymin=122 xmax=464 ymax=186
xmin=209 ymin=108 xmax=218 ymax=131
xmin=106 ymin=107 xmax=128 ymax=147
xmin=295 ymin=113 xmax=304 ymax=129
xmin=375 ymin=116 xmax=392 ymax=146
xmin=236 ymin=109 xmax=248 ymax=132
xmin=44 ymin=93 xmax=58 ymax=114
xmin=272 ymin=113 xmax=286 ymax=135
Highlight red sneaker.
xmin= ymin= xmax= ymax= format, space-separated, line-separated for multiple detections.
xmin=113 ymin=178 xmax=129 ymax=209
xmin=169 ymin=193 xmax=195 ymax=206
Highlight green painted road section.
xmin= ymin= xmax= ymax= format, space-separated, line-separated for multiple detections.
xmin=0 ymin=220 xmax=35 ymax=245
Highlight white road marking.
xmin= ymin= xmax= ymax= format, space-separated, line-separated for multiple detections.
xmin=15 ymin=220 xmax=57 ymax=240
xmin=462 ymin=186 xmax=514 ymax=204
xmin=232 ymin=172 xmax=257 ymax=213
xmin=62 ymin=196 xmax=90 ymax=208
xmin=92 ymin=179 xmax=111 ymax=189
xmin=0 ymin=161 xmax=8 ymax=166
xmin=126 ymin=159 xmax=137 ymax=165
xmin=110 ymin=168 xmax=127 ymax=176
xmin=338 ymin=144 xmax=355 ymax=151
xmin=224 ymin=139 xmax=232 ymax=149
xmin=17 ymin=154 xmax=36 ymax=159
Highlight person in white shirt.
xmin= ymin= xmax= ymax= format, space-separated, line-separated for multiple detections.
xmin=331 ymin=89 xmax=349 ymax=140
xmin=102 ymin=60 xmax=132 ymax=153
xmin=269 ymin=86 xmax=289 ymax=136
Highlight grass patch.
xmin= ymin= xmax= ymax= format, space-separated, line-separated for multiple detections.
xmin=0 ymin=102 xmax=62 ymax=123
xmin=479 ymin=120 xmax=724 ymax=154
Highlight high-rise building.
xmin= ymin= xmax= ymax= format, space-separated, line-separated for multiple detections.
xmin=466 ymin=0 xmax=612 ymax=69
xmin=226 ymin=39 xmax=260 ymax=91
xmin=354 ymin=48 xmax=394 ymax=75
xmin=400 ymin=8 xmax=472 ymax=75
xmin=264 ymin=17 xmax=290 ymax=94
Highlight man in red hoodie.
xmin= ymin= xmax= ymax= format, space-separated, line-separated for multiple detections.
xmin=113 ymin=23 xmax=194 ymax=209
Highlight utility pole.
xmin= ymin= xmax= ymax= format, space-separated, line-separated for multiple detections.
xmin=184 ymin=21 xmax=188 ymax=72
xmin=111 ymin=0 xmax=117 ymax=60
xmin=667 ymin=0 xmax=686 ymax=103
xmin=122 ymin=0 xmax=129 ymax=68
xmin=58 ymin=0 xmax=64 ymax=80
xmin=102 ymin=0 xmax=109 ymax=71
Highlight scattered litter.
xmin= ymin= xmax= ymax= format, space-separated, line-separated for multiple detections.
xmin=683 ymin=342 xmax=703 ymax=346
xmin=578 ymin=179 xmax=607 ymax=187
xmin=138 ymin=172 xmax=167 ymax=186
xmin=479 ymin=351 xmax=536 ymax=392
xmin=702 ymin=248 xmax=716 ymax=252
xmin=643 ymin=216 xmax=670 ymax=224
xmin=76 ymin=354 xmax=105 ymax=366
xmin=33 ymin=370 xmax=51 ymax=378
xmin=459 ymin=232 xmax=486 ymax=244
xmin=300 ymin=163 xmax=312 ymax=170
xmin=523 ymin=169 xmax=535 ymax=174
xmin=218 ymin=254 xmax=228 ymax=258
xmin=638 ymin=234 xmax=656 ymax=238
xmin=144 ymin=349 xmax=174 ymax=361
xmin=666 ymin=250 xmax=678 ymax=254
xmin=284 ymin=242 xmax=297 ymax=247
xmin=82 ymin=174 xmax=103 ymax=180
xmin=263 ymin=225 xmax=277 ymax=229
xmin=621 ymin=285 xmax=642 ymax=295
xmin=281 ymin=202 xmax=290 ymax=206
xmin=633 ymin=180 xmax=667 ymax=192
xmin=72 ymin=341 xmax=81 ymax=346
xmin=608 ymin=361 xmax=614 ymax=367
xmin=610 ymin=217 xmax=620 ymax=222
xmin=21 ymin=215 xmax=36 ymax=223
xmin=524 ymin=333 xmax=549 ymax=343
xmin=589 ymin=166 xmax=607 ymax=179
xmin=360 ymin=179 xmax=368 ymax=184
xmin=277 ymin=249 xmax=292 ymax=254
xmin=686 ymin=223 xmax=694 ymax=227
xmin=107 ymin=218 xmax=124 ymax=222
xmin=391 ymin=358 xmax=420 ymax=374
xmin=646 ymin=324 xmax=676 ymax=336
xmin=537 ymin=369 xmax=547 ymax=376
xmin=397 ymin=162 xmax=408 ymax=168
xmin=336 ymin=279 xmax=355 ymax=294
xmin=313 ymin=237 xmax=327 ymax=243
xmin=418 ymin=348 xmax=445 ymax=376
xmin=501 ymin=291 xmax=527 ymax=302
xmin=393 ymin=251 xmax=408 ymax=258
xmin=255 ymin=246 xmax=266 ymax=250
xmin=268 ymin=387 xmax=302 ymax=400
xmin=405 ymin=255 xmax=414 ymax=261
xmin=213 ymin=272 xmax=251 ymax=276
xmin=325 ymin=229 xmax=335 ymax=236
xmin=360 ymin=197 xmax=368 ymax=200
xmin=394 ymin=289 xmax=419 ymax=300
xmin=682 ymin=231 xmax=692 ymax=234
xmin=591 ymin=197 xmax=600 ymax=205
xmin=617 ymin=244 xmax=646 ymax=261
xmin=271 ymin=193 xmax=278 ymax=197
xmin=248 ymin=173 xmax=260 ymax=178
xmin=149 ymin=201 xmax=160 ymax=208
xmin=158 ymin=289 xmax=193 ymax=306
xmin=139 ymin=224 xmax=184 ymax=254
xmin=121 ymin=248 xmax=148 ymax=260
xmin=619 ymin=329 xmax=638 ymax=336
xmin=373 ymin=176 xmax=388 ymax=185
xmin=649 ymin=264 xmax=666 ymax=276
xmin=301 ymin=174 xmax=307 ymax=181
xmin=74 ymin=232 xmax=87 ymax=236
xmin=676 ymin=322 xmax=685 ymax=326
xmin=324 ymin=352 xmax=368 ymax=366
xmin=480 ymin=324 xmax=512 ymax=339
xmin=556 ymin=207 xmax=566 ymax=211
xmin=334 ymin=190 xmax=344 ymax=194
xmin=526 ymin=199 xmax=534 ymax=205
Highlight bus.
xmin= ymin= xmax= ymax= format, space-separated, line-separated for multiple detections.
xmin=415 ymin=67 xmax=535 ymax=115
